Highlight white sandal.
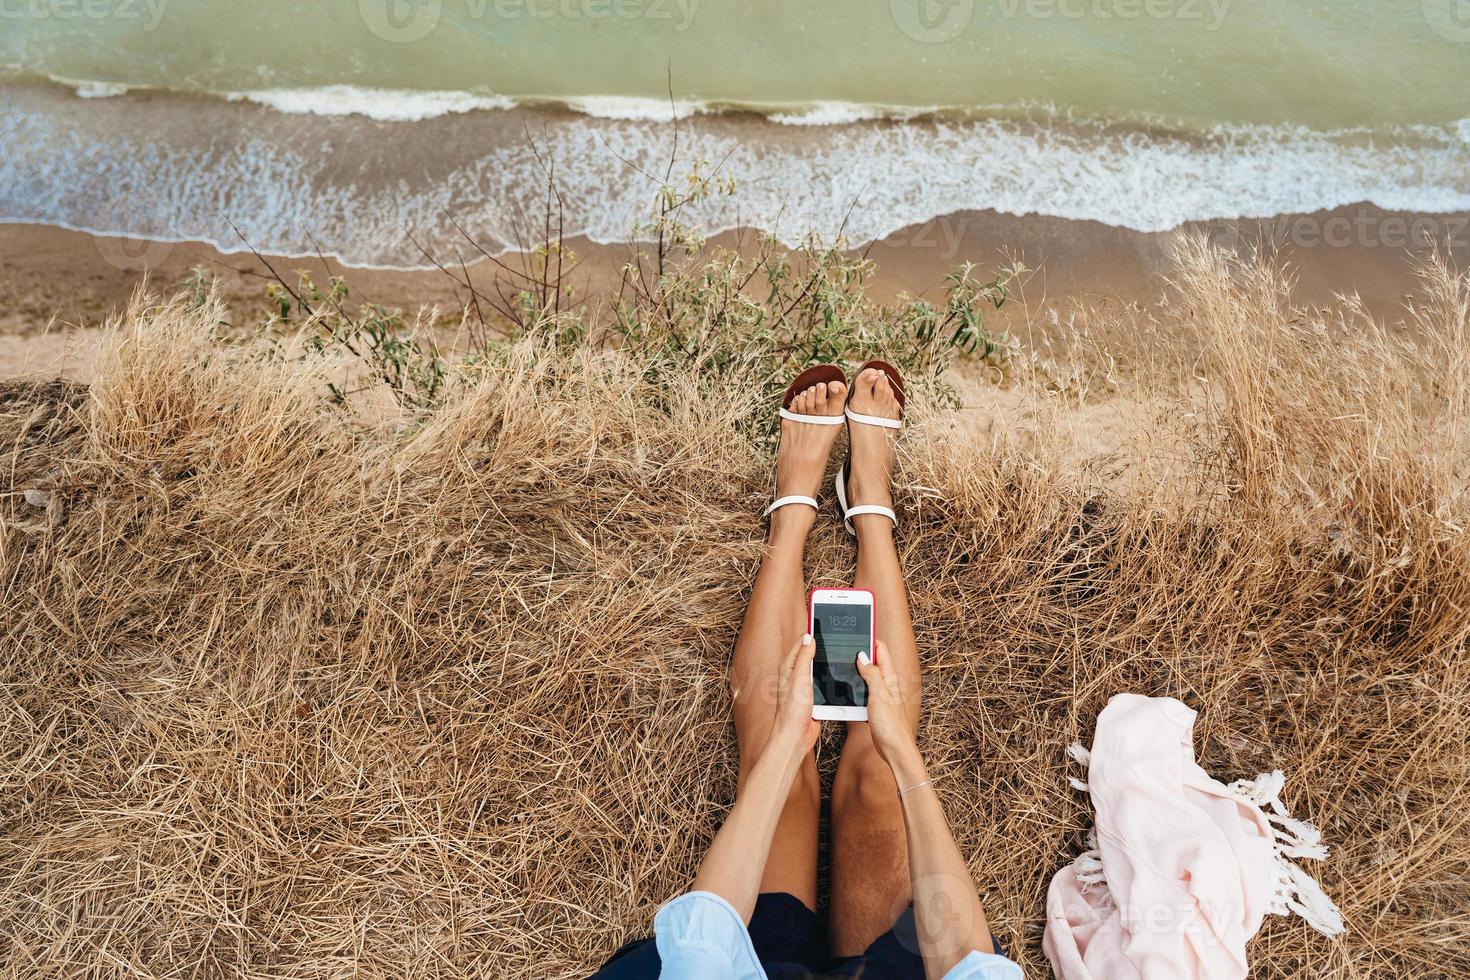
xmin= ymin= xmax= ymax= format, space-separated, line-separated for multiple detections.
xmin=834 ymin=360 xmax=905 ymax=536
xmin=764 ymin=364 xmax=847 ymax=518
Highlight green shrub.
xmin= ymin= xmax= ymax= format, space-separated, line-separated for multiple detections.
xmin=203 ymin=167 xmax=1021 ymax=427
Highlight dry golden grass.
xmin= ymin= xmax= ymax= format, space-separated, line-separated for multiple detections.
xmin=3 ymin=242 xmax=1470 ymax=978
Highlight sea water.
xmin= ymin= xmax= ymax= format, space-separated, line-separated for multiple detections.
xmin=2 ymin=0 xmax=1468 ymax=266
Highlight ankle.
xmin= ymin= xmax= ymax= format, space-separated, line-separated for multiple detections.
xmin=852 ymin=515 xmax=895 ymax=541
xmin=846 ymin=466 xmax=893 ymax=507
xmin=768 ymin=507 xmax=817 ymax=544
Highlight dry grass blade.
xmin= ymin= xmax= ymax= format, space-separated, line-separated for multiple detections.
xmin=2 ymin=241 xmax=1468 ymax=978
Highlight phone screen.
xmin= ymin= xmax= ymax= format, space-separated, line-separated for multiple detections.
xmin=811 ymin=601 xmax=871 ymax=707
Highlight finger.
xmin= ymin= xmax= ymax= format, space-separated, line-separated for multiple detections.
xmin=873 ymin=639 xmax=889 ymax=666
xmin=794 ymin=635 xmax=816 ymax=674
xmin=855 ymin=649 xmax=881 ymax=685
xmin=783 ymin=633 xmax=813 ymax=676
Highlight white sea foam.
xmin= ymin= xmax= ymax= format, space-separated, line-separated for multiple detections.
xmin=231 ymin=86 xmax=517 ymax=122
xmin=561 ymin=96 xmax=710 ymax=121
xmin=230 ymin=88 xmax=922 ymax=126
xmin=3 ymin=85 xmax=1469 ymax=271
xmin=71 ymin=80 xmax=130 ymax=98
xmin=768 ymin=102 xmax=909 ymax=126
xmin=55 ymin=77 xmax=911 ymax=125
xmin=56 ymin=77 xmax=914 ymax=125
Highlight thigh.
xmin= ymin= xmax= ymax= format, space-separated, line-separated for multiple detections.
xmin=729 ymin=548 xmax=820 ymax=908
xmin=828 ymin=734 xmax=913 ymax=955
xmin=732 ymin=707 xmax=820 ymax=907
xmin=829 ymin=535 xmax=923 ymax=954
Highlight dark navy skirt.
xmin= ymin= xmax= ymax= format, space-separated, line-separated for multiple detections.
xmin=590 ymin=892 xmax=1005 ymax=979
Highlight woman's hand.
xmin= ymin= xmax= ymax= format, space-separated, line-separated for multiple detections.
xmin=773 ymin=634 xmax=821 ymax=753
xmin=855 ymin=639 xmax=918 ymax=768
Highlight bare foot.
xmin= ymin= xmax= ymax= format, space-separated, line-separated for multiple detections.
xmin=845 ymin=368 xmax=902 ymax=536
xmin=771 ymin=379 xmax=847 ymax=534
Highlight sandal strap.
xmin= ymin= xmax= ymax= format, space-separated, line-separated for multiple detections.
xmin=780 ymin=407 xmax=845 ymax=426
xmin=844 ymin=406 xmax=902 ymax=430
xmin=834 ymin=466 xmax=897 ymax=536
xmin=843 ymin=504 xmax=897 ymax=525
xmin=764 ymin=495 xmax=819 ymax=517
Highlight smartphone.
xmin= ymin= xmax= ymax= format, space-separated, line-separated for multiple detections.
xmin=808 ymin=588 xmax=875 ymax=721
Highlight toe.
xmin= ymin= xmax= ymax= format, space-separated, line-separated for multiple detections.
xmin=815 ymin=382 xmax=828 ymax=409
xmin=828 ymin=380 xmax=846 ymax=408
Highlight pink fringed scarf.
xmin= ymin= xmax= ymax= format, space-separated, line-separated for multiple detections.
xmin=1043 ymin=694 xmax=1343 ymax=980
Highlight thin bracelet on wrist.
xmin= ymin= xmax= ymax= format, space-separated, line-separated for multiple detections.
xmin=898 ymin=778 xmax=933 ymax=797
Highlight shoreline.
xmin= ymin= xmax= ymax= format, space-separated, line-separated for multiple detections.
xmin=6 ymin=78 xmax=1470 ymax=273
xmin=4 ymin=202 xmax=1467 ymax=380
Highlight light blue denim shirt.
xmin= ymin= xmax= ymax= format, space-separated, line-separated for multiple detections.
xmin=653 ymin=891 xmax=1024 ymax=979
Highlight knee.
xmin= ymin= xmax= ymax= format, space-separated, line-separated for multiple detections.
xmin=767 ymin=756 xmax=820 ymax=824
xmin=833 ymin=745 xmax=899 ymax=815
xmin=788 ymin=757 xmax=821 ymax=809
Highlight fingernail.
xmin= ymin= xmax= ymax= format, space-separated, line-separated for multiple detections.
xmin=857 ymin=651 xmax=870 ymax=665
xmin=802 ymin=633 xmax=813 ymax=646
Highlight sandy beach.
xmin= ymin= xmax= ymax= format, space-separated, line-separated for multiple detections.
xmin=5 ymin=200 xmax=1467 ymax=380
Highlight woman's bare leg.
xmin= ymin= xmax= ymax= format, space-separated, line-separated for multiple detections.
xmin=730 ymin=378 xmax=846 ymax=910
xmin=828 ymin=368 xmax=920 ymax=954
